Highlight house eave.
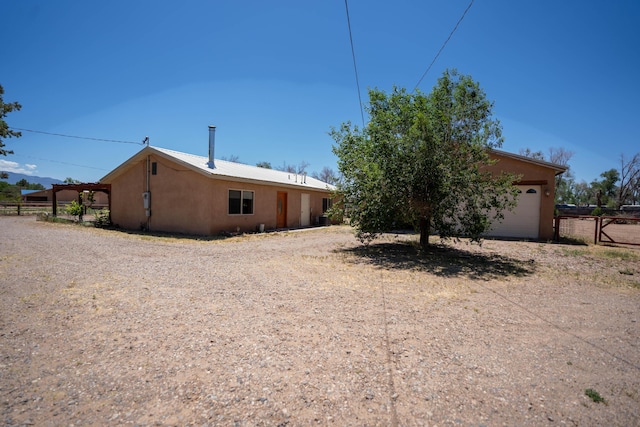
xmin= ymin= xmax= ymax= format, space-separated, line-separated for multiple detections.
xmin=490 ymin=149 xmax=568 ymax=175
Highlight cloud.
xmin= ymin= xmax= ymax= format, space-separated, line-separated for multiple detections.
xmin=0 ymin=159 xmax=38 ymax=175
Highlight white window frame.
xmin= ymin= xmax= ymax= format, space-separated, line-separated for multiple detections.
xmin=228 ymin=189 xmax=255 ymax=215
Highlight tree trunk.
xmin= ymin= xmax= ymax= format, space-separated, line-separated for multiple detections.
xmin=419 ymin=217 xmax=430 ymax=249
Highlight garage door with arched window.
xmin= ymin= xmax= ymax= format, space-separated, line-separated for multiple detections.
xmin=486 ymin=185 xmax=541 ymax=239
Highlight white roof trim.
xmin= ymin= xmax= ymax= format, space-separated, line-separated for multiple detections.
xmin=101 ymin=146 xmax=336 ymax=191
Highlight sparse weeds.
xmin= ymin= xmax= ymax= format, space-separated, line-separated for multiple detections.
xmin=585 ymin=388 xmax=606 ymax=404
xmin=600 ymin=249 xmax=638 ymax=261
xmin=560 ymin=247 xmax=589 ymax=257
xmin=558 ymin=245 xmax=638 ymax=269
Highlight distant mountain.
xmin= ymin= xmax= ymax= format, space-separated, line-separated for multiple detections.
xmin=2 ymin=172 xmax=64 ymax=188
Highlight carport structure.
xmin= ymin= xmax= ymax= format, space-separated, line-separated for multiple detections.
xmin=51 ymin=183 xmax=111 ymax=218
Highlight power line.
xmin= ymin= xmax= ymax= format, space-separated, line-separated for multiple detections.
xmin=9 ymin=127 xmax=145 ymax=145
xmin=414 ymin=0 xmax=475 ymax=91
xmin=10 ymin=154 xmax=108 ymax=171
xmin=344 ymin=0 xmax=365 ymax=129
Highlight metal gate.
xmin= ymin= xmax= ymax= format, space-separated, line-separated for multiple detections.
xmin=599 ymin=216 xmax=640 ymax=246
xmin=555 ymin=215 xmax=640 ymax=246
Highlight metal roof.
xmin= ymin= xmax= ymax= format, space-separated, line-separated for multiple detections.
xmin=100 ymin=145 xmax=336 ymax=191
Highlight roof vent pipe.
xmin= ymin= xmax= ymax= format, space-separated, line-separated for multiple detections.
xmin=207 ymin=125 xmax=216 ymax=169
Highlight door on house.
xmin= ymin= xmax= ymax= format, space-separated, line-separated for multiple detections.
xmin=300 ymin=193 xmax=311 ymax=227
xmin=276 ymin=191 xmax=287 ymax=228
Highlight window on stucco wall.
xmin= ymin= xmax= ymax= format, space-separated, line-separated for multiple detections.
xmin=322 ymin=197 xmax=332 ymax=213
xmin=228 ymin=190 xmax=254 ymax=215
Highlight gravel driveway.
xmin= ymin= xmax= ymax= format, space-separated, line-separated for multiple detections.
xmin=1 ymin=216 xmax=639 ymax=426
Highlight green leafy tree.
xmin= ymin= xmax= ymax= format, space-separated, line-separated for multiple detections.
xmin=331 ymin=69 xmax=518 ymax=249
xmin=14 ymin=179 xmax=45 ymax=190
xmin=26 ymin=182 xmax=45 ymax=190
xmin=0 ymin=84 xmax=22 ymax=157
xmin=0 ymin=181 xmax=19 ymax=200
xmin=548 ymin=147 xmax=574 ymax=204
xmin=572 ymin=181 xmax=592 ymax=206
xmin=64 ymin=177 xmax=81 ymax=184
xmin=256 ymin=161 xmax=272 ymax=169
xmin=591 ymin=169 xmax=619 ymax=207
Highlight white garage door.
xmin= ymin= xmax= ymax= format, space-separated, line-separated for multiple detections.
xmin=486 ymin=185 xmax=541 ymax=239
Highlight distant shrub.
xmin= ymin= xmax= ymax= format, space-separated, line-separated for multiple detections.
xmin=66 ymin=200 xmax=83 ymax=221
xmin=94 ymin=209 xmax=111 ymax=227
xmin=590 ymin=206 xmax=604 ymax=216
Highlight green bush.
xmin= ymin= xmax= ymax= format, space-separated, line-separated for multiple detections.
xmin=94 ymin=209 xmax=111 ymax=227
xmin=66 ymin=200 xmax=83 ymax=221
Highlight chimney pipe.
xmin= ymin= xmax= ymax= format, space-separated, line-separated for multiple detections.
xmin=207 ymin=126 xmax=216 ymax=169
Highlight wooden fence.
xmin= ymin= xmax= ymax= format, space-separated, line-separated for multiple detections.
xmin=0 ymin=202 xmax=108 ymax=217
xmin=0 ymin=202 xmax=55 ymax=216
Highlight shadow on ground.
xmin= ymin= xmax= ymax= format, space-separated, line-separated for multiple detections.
xmin=336 ymin=241 xmax=535 ymax=280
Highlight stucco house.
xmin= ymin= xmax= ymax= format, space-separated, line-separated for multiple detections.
xmin=100 ymin=127 xmax=335 ymax=235
xmin=485 ymin=149 xmax=567 ymax=240
xmin=99 ymin=125 xmax=564 ymax=240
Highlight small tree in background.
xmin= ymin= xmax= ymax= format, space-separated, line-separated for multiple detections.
xmin=0 ymin=84 xmax=22 ymax=158
xmin=616 ymin=153 xmax=640 ymax=208
xmin=331 ymin=69 xmax=518 ymax=249
xmin=276 ymin=161 xmax=310 ymax=174
xmin=1 ymin=84 xmax=21 ymax=179
xmin=520 ymin=147 xmax=574 ymax=205
xmin=591 ymin=169 xmax=619 ymax=208
xmin=66 ymin=199 xmax=83 ymax=222
xmin=312 ymin=166 xmax=339 ymax=185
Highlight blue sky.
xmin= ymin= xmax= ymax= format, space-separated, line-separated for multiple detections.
xmin=2 ymin=1 xmax=639 ymax=184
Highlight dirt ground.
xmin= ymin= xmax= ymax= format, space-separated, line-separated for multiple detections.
xmin=1 ymin=216 xmax=639 ymax=426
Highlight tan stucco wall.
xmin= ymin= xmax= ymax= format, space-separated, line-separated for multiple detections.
xmin=37 ymin=189 xmax=109 ymax=205
xmin=108 ymin=154 xmax=331 ymax=235
xmin=488 ymin=153 xmax=559 ymax=240
xmin=56 ymin=190 xmax=79 ymax=202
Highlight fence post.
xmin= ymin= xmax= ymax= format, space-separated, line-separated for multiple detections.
xmin=554 ymin=216 xmax=561 ymax=242
xmin=595 ymin=216 xmax=600 ymax=245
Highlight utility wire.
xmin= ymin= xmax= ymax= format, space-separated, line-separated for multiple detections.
xmin=9 ymin=127 xmax=145 ymax=145
xmin=11 ymin=154 xmax=108 ymax=171
xmin=413 ymin=0 xmax=474 ymax=91
xmin=344 ymin=0 xmax=366 ymax=129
